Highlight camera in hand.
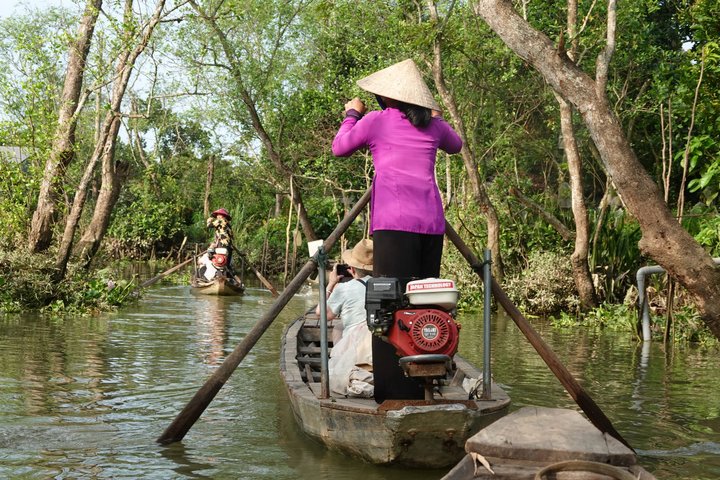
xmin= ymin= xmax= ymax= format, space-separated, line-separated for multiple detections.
xmin=335 ymin=263 xmax=351 ymax=277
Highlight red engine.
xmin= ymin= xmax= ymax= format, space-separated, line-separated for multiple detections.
xmin=386 ymin=308 xmax=460 ymax=357
xmin=210 ymin=247 xmax=229 ymax=268
xmin=211 ymin=254 xmax=228 ymax=268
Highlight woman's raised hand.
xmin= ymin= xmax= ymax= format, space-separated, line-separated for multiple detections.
xmin=344 ymin=97 xmax=366 ymax=114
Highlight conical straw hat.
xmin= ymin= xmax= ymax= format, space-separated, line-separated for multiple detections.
xmin=356 ymin=59 xmax=440 ymax=111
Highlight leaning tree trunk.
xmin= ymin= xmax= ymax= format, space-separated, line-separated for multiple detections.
xmin=28 ymin=0 xmax=102 ymax=253
xmin=474 ymin=0 xmax=720 ymax=339
xmin=54 ymin=113 xmax=114 ymax=279
xmin=75 ymin=117 xmax=127 ymax=266
xmin=74 ymin=0 xmax=167 ymax=268
xmin=427 ymin=0 xmax=504 ymax=282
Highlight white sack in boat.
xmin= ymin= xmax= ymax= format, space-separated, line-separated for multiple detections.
xmin=329 ymin=321 xmax=373 ymax=397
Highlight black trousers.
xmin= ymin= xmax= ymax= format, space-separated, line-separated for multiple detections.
xmin=371 ymin=230 xmax=444 ymax=402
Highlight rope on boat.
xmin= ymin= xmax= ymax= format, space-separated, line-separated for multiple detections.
xmin=534 ymin=460 xmax=640 ymax=480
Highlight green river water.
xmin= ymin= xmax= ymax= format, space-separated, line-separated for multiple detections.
xmin=1 ymin=280 xmax=718 ymax=479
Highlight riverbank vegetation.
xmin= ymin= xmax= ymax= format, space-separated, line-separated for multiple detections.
xmin=1 ymin=1 xmax=718 ymax=343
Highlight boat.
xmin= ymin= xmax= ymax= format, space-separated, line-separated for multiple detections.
xmin=279 ymin=313 xmax=511 ymax=468
xmin=190 ymin=274 xmax=245 ymax=296
xmin=441 ymin=406 xmax=658 ymax=480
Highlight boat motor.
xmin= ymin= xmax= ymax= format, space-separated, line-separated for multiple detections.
xmin=366 ymin=277 xmax=461 ymax=358
xmin=209 ymin=247 xmax=229 ymax=269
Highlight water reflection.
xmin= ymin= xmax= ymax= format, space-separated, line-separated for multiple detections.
xmin=192 ymin=295 xmax=234 ymax=366
xmin=1 ymin=286 xmax=719 ymax=479
xmin=160 ymin=442 xmax=215 ymax=478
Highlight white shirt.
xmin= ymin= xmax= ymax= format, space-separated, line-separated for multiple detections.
xmin=326 ymin=276 xmax=370 ymax=329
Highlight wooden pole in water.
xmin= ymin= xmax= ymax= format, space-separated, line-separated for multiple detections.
xmin=157 ymin=189 xmax=371 ymax=445
xmin=233 ymin=246 xmax=279 ymax=297
xmin=140 ymin=255 xmax=197 ymax=288
xmin=444 ymin=221 xmax=634 ymax=451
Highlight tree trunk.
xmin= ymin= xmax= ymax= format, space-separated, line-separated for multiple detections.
xmin=560 ymin=98 xmax=598 ymax=309
xmin=509 ymin=186 xmax=573 ymax=241
xmin=73 ymin=0 xmax=167 ymax=269
xmin=28 ymin=0 xmax=102 ymax=253
xmin=474 ymin=0 xmax=720 ymax=339
xmin=553 ymin=0 xmax=596 ymax=309
xmin=204 ymin=155 xmax=215 ymax=218
xmin=54 ymin=113 xmax=114 ymax=279
xmin=75 ymin=117 xmax=127 ymax=266
xmin=427 ymin=0 xmax=504 ymax=282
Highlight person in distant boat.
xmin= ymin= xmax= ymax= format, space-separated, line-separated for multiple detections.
xmin=206 ymin=208 xmax=234 ymax=273
xmin=315 ymin=239 xmax=374 ymax=398
xmin=332 ymin=58 xmax=463 ymax=402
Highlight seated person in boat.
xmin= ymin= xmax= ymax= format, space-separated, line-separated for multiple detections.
xmin=316 ymin=239 xmax=374 ymax=397
xmin=206 ymin=208 xmax=234 ymax=274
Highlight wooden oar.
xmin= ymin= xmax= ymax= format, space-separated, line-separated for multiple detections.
xmin=444 ymin=221 xmax=634 ymax=451
xmin=156 ymin=189 xmax=372 ymax=445
xmin=140 ymin=256 xmax=197 ymax=288
xmin=233 ymin=246 xmax=279 ymax=297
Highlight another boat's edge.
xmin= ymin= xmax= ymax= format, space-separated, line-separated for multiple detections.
xmin=441 ymin=406 xmax=659 ymax=480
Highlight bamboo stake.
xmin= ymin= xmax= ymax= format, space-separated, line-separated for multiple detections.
xmin=444 ymin=221 xmax=633 ymax=451
xmin=157 ymin=189 xmax=371 ymax=445
xmin=140 ymin=256 xmax=196 ymax=288
xmin=233 ymin=246 xmax=279 ymax=297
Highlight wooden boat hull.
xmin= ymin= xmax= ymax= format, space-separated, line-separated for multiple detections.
xmin=190 ymin=275 xmax=245 ymax=296
xmin=280 ymin=315 xmax=511 ymax=468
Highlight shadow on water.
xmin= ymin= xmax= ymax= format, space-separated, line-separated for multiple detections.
xmin=0 ymin=280 xmax=718 ymax=479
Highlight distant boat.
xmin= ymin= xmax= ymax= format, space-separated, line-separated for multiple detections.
xmin=191 ymin=248 xmax=245 ymax=296
xmin=191 ymin=274 xmax=245 ymax=296
xmin=279 ymin=313 xmax=511 ymax=468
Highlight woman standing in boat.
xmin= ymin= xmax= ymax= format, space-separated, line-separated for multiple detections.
xmin=332 ymin=59 xmax=463 ymax=402
xmin=206 ymin=208 xmax=234 ymax=271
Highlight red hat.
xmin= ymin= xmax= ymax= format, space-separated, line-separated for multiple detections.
xmin=211 ymin=208 xmax=231 ymax=220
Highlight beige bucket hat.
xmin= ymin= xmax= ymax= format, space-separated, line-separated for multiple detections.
xmin=356 ymin=58 xmax=441 ymax=111
xmin=342 ymin=239 xmax=373 ymax=270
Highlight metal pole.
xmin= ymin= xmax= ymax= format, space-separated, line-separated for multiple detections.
xmin=481 ymin=249 xmax=492 ymax=400
xmin=316 ymin=247 xmax=330 ymax=399
xmin=636 ymin=258 xmax=720 ymax=342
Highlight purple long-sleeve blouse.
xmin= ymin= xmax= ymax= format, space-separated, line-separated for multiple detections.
xmin=332 ymin=108 xmax=462 ymax=235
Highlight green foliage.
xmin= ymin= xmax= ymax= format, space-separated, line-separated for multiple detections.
xmin=590 ymin=209 xmax=642 ymax=303
xmin=0 ymin=250 xmax=137 ymax=314
xmin=106 ymin=199 xmax=187 ymax=258
xmin=0 ymin=8 xmax=70 ymax=155
xmin=551 ymin=303 xmax=636 ymax=332
xmin=440 ymin=243 xmax=485 ymax=311
xmin=654 ymin=305 xmax=719 ymax=346
xmin=0 ymin=159 xmax=37 ymax=246
xmin=682 ymin=203 xmax=720 ymax=256
xmin=551 ymin=301 xmax=717 ymax=346
xmin=504 ymin=249 xmax=579 ymax=316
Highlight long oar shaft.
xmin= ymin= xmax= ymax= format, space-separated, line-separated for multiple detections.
xmin=157 ymin=189 xmax=371 ymax=445
xmin=234 ymin=246 xmax=279 ymax=297
xmin=140 ymin=256 xmax=196 ymax=288
xmin=444 ymin=222 xmax=633 ymax=451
